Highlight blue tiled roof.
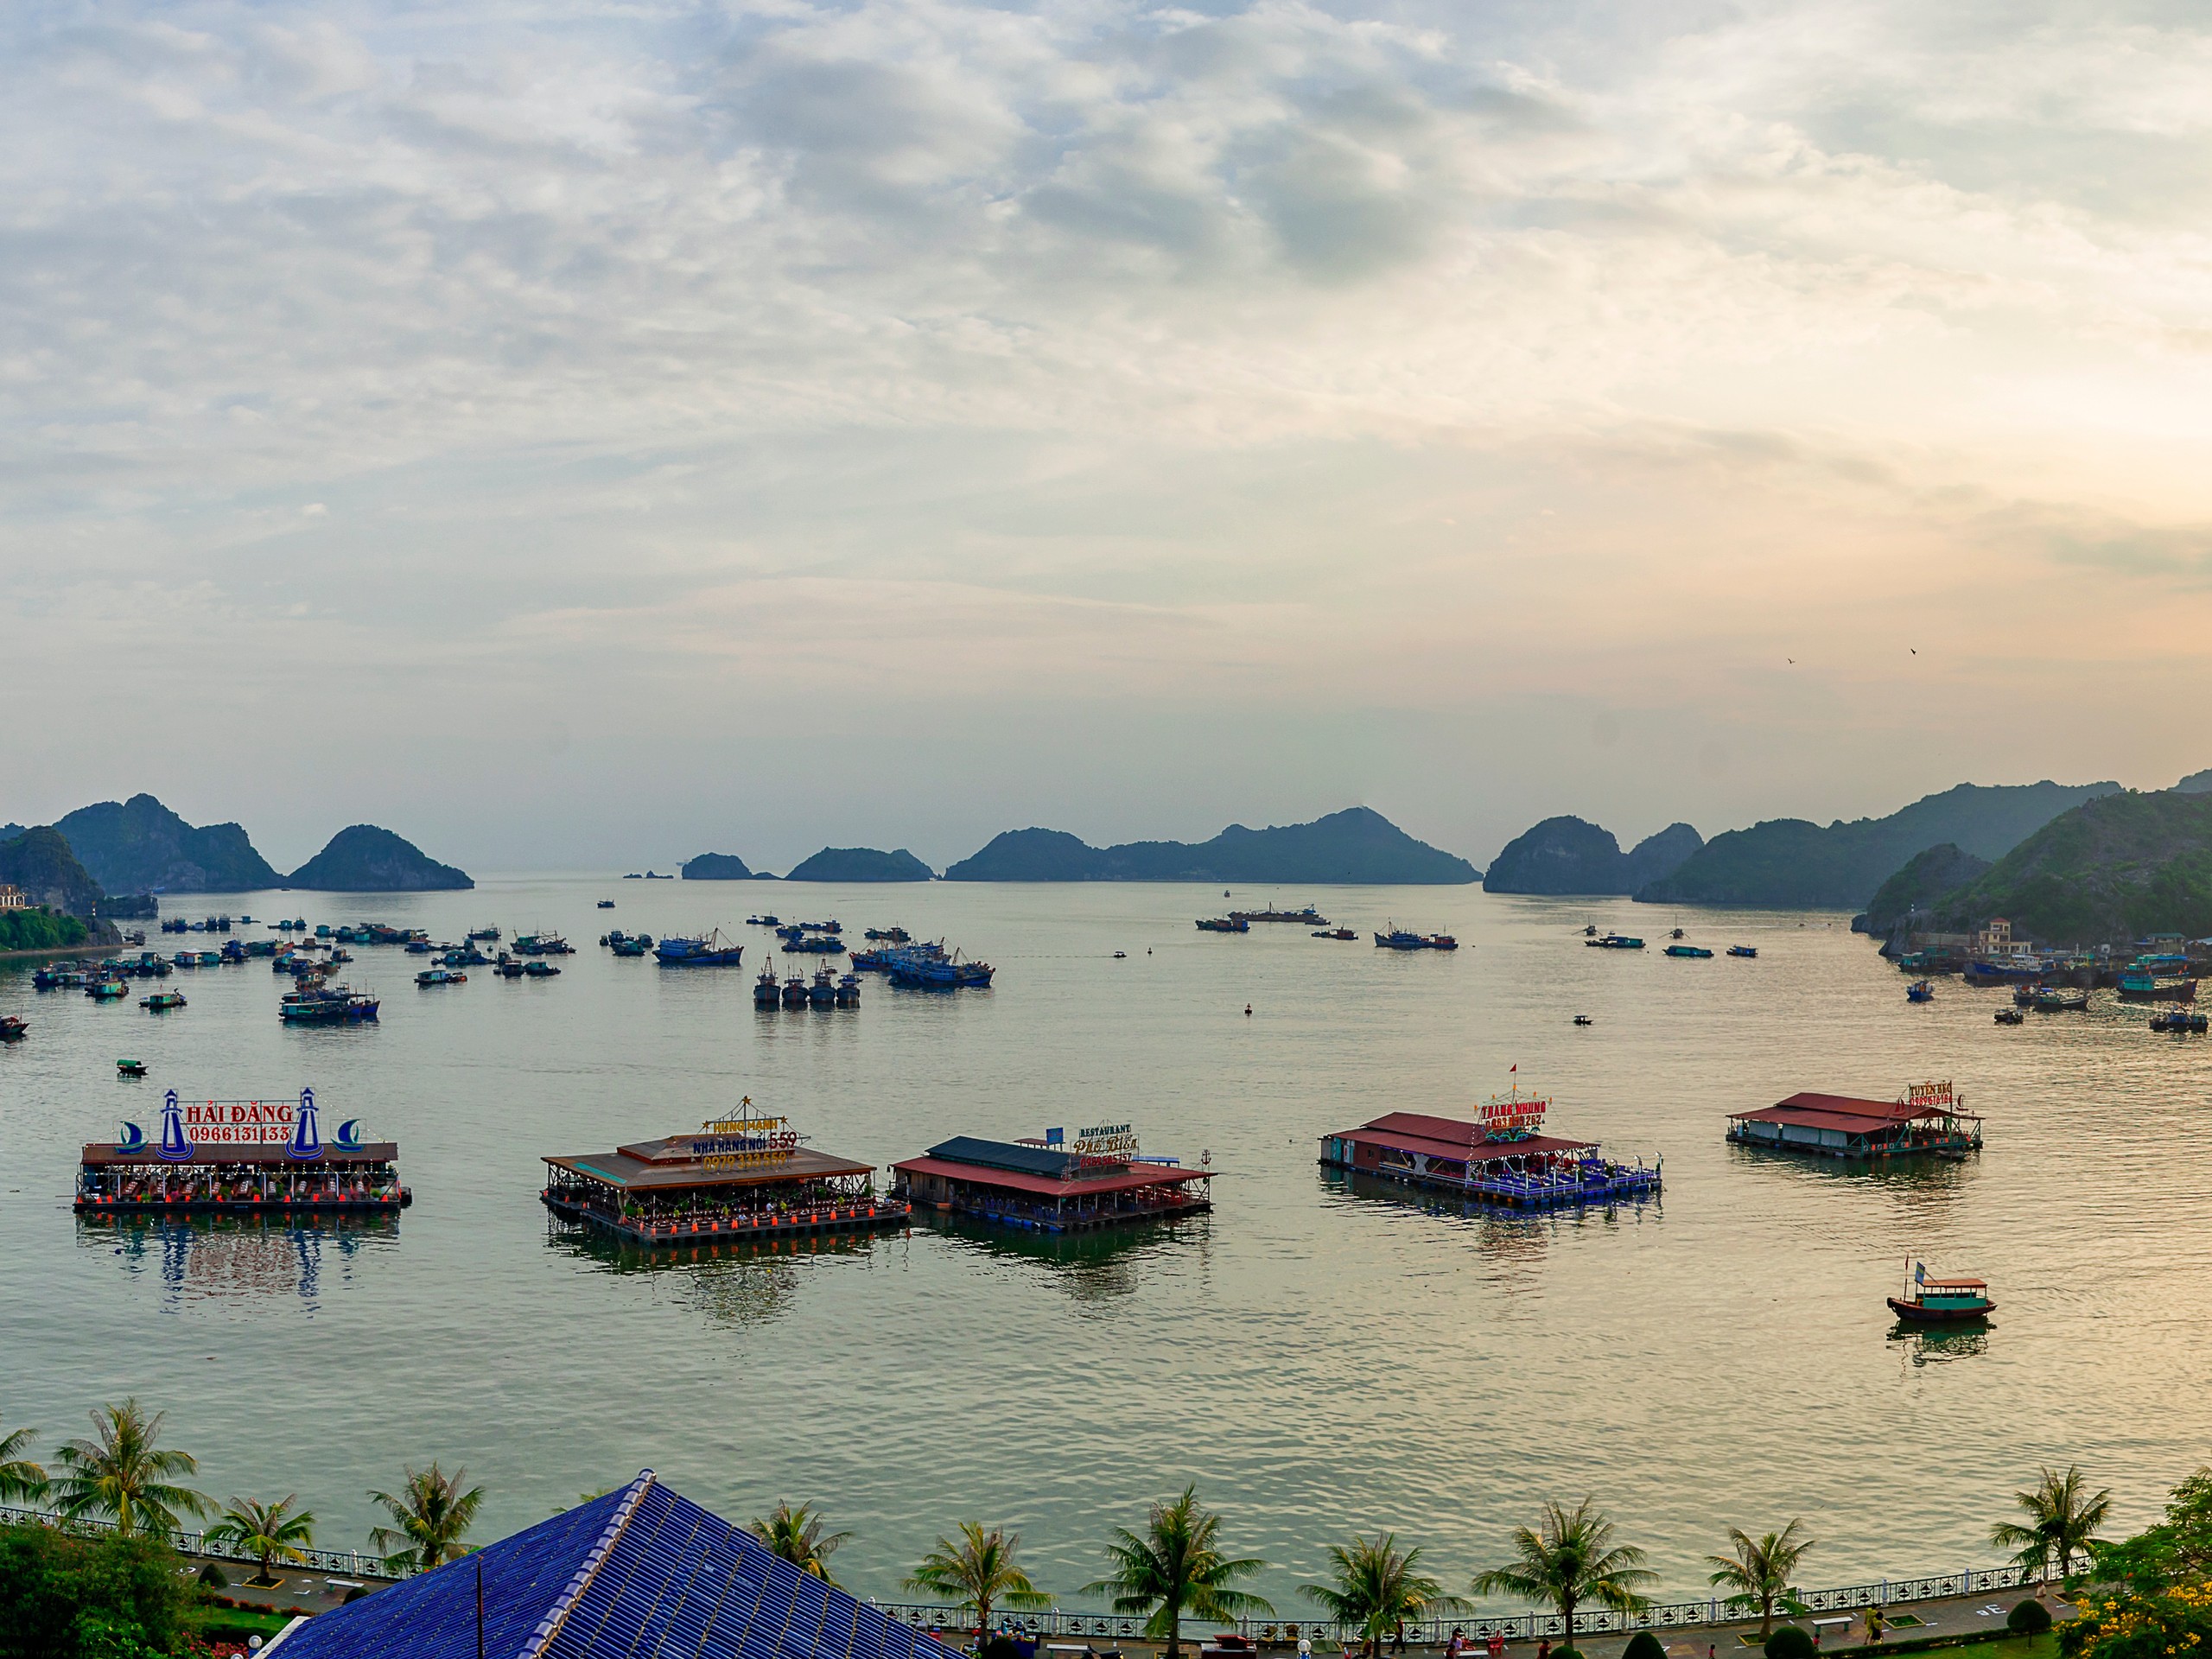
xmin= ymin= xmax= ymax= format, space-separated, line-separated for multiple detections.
xmin=270 ymin=1473 xmax=961 ymax=1659
xmin=922 ymin=1136 xmax=1078 ymax=1181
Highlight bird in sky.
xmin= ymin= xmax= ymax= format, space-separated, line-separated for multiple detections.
xmin=1910 ymin=647 xmax=1917 ymax=654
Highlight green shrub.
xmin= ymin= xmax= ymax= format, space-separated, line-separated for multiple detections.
xmin=2010 ymin=1599 xmax=2054 ymax=1637
xmin=1764 ymin=1626 xmax=1816 ymax=1659
xmin=1624 ymin=1633 xmax=1667 ymax=1659
xmin=196 ymin=1563 xmax=228 ymax=1589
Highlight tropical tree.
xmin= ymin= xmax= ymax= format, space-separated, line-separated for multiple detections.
xmin=369 ymin=1462 xmax=486 ymax=1573
xmin=749 ymin=1503 xmax=853 ymax=1586
xmin=1085 ymin=1485 xmax=1275 ymax=1659
xmin=48 ymin=1400 xmax=210 ymax=1538
xmin=1992 ymin=1465 xmax=2113 ymax=1585
xmin=1302 ymin=1534 xmax=1466 ymax=1658
xmin=1705 ymin=1522 xmax=1815 ymax=1638
xmin=1472 ymin=1499 xmax=1656 ymax=1646
xmin=207 ymin=1494 xmax=318 ymax=1586
xmin=906 ymin=1522 xmax=1054 ymax=1637
xmin=1 ymin=1415 xmax=47 ymax=1503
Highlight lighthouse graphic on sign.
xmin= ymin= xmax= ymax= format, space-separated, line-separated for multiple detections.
xmin=288 ymin=1087 xmax=322 ymax=1161
xmin=156 ymin=1090 xmax=193 ymax=1162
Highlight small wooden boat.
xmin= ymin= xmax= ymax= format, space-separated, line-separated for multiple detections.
xmin=1666 ymin=944 xmax=1713 ymax=959
xmin=597 ymin=899 xmax=615 ymax=909
xmin=140 ymin=991 xmax=187 ymax=1012
xmin=1727 ymin=945 xmax=1758 ymax=958
xmin=1994 ymin=1007 xmax=2024 ymax=1025
xmin=1586 ymin=933 xmax=1644 ymax=950
xmin=1906 ymin=980 xmax=1934 ymax=1002
xmin=2031 ymin=987 xmax=2088 ymax=1012
xmin=1573 ymin=1014 xmax=1593 ymax=1026
xmin=117 ymin=1059 xmax=149 ymax=1078
xmin=0 ymin=1015 xmax=27 ymax=1042
xmin=1313 ymin=927 xmax=1359 ymax=940
xmin=1888 ymin=1259 xmax=1994 ymax=1322
xmin=2151 ymin=1010 xmax=2209 ymax=1034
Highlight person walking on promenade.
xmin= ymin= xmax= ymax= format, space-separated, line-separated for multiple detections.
xmin=1392 ymin=1622 xmax=1407 ymax=1655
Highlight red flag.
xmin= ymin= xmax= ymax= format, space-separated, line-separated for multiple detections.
xmin=1510 ymin=1063 xmax=1516 ymax=1073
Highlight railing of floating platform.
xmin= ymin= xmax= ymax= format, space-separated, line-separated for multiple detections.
xmin=0 ymin=1503 xmax=393 ymax=1581
xmin=872 ymin=1563 xmax=2034 ymax=1644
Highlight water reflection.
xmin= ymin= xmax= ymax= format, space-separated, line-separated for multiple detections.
xmin=1322 ymin=1169 xmax=1662 ymax=1259
xmin=924 ymin=1212 xmax=1211 ymax=1308
xmin=1887 ymin=1319 xmax=1992 ymax=1366
xmin=77 ymin=1213 xmax=398 ymax=1310
xmin=544 ymin=1217 xmax=898 ymax=1330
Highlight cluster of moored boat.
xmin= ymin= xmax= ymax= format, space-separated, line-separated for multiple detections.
xmin=753 ymin=965 xmax=863 ymax=1008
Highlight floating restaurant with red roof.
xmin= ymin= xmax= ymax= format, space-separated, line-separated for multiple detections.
xmin=890 ymin=1124 xmax=1211 ymax=1233
xmin=1321 ymin=1085 xmax=1659 ymax=1209
xmin=543 ymin=1100 xmax=906 ymax=1247
xmin=76 ymin=1087 xmax=408 ymax=1216
xmin=1726 ymin=1081 xmax=1981 ymax=1159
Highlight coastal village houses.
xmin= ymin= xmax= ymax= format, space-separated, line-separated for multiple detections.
xmin=0 ymin=884 xmax=24 ymax=910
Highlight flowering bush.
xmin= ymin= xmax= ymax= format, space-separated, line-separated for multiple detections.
xmin=2061 ymin=1581 xmax=2212 ymax=1659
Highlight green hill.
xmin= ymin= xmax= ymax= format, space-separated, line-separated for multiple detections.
xmin=55 ymin=794 xmax=281 ymax=893
xmin=0 ymin=825 xmax=104 ymax=916
xmin=944 ymin=807 xmax=1478 ymax=884
xmin=286 ymin=825 xmax=472 ymax=891
xmin=1861 ymin=842 xmax=1993 ymax=935
xmin=0 ymin=907 xmax=91 ymax=951
xmin=784 ymin=847 xmax=934 ymax=881
xmin=683 ymin=853 xmax=767 ymax=880
xmin=1637 ymin=779 xmax=2119 ymax=908
xmin=1929 ymin=790 xmax=2212 ymax=945
xmin=1484 ymin=817 xmax=1701 ymax=894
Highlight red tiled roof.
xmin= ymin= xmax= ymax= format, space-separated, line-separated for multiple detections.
xmin=1326 ymin=1112 xmax=1592 ymax=1162
xmin=1728 ymin=1091 xmax=1981 ymax=1131
xmin=889 ymin=1156 xmax=1210 ymax=1198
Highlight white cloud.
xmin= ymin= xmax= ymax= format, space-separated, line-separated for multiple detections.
xmin=4 ymin=0 xmax=2212 ymax=863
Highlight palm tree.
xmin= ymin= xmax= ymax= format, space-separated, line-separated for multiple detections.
xmin=1706 ymin=1522 xmax=1814 ymax=1638
xmin=0 ymin=1416 xmax=47 ymax=1504
xmin=906 ymin=1522 xmax=1054 ymax=1638
xmin=749 ymin=1503 xmax=853 ymax=1586
xmin=207 ymin=1495 xmax=318 ymax=1586
xmin=369 ymin=1462 xmax=486 ymax=1573
xmin=1084 ymin=1485 xmax=1275 ymax=1659
xmin=1302 ymin=1534 xmax=1467 ymax=1658
xmin=48 ymin=1399 xmax=210 ymax=1537
xmin=1472 ymin=1499 xmax=1656 ymax=1647
xmin=1992 ymin=1466 xmax=2113 ymax=1585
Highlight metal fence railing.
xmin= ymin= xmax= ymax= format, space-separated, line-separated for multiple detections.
xmin=0 ymin=1504 xmax=394 ymax=1582
xmin=870 ymin=1564 xmax=2036 ymax=1645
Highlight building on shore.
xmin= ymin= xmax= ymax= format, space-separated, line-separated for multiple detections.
xmin=1726 ymin=1083 xmax=1982 ymax=1159
xmin=891 ymin=1126 xmax=1211 ymax=1233
xmin=1320 ymin=1090 xmax=1660 ymax=1210
xmin=76 ymin=1089 xmax=407 ymax=1217
xmin=260 ymin=1469 xmax=963 ymax=1659
xmin=542 ymin=1102 xmax=906 ymax=1247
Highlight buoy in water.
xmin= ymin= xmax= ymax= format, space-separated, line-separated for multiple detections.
xmin=1244 ymin=1004 xmax=1252 ymax=1016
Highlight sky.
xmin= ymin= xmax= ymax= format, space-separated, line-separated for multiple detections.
xmin=6 ymin=0 xmax=2212 ymax=874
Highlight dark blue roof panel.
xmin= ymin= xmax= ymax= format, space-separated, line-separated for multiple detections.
xmin=270 ymin=1473 xmax=960 ymax=1659
xmin=922 ymin=1135 xmax=1078 ymax=1180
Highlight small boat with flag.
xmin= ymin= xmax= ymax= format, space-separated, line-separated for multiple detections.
xmin=141 ymin=991 xmax=188 ymax=1012
xmin=1888 ymin=1259 xmax=1994 ymax=1323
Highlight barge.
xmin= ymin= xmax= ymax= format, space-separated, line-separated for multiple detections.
xmin=543 ymin=1101 xmax=904 ymax=1248
xmin=75 ymin=1088 xmax=409 ymax=1215
xmin=892 ymin=1127 xmax=1211 ymax=1233
xmin=1726 ymin=1081 xmax=1981 ymax=1159
xmin=1320 ymin=1088 xmax=1659 ymax=1210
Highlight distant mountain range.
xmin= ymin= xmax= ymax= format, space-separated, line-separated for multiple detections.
xmin=1483 ymin=817 xmax=1703 ymax=895
xmin=682 ymin=853 xmax=769 ymax=880
xmin=943 ymin=807 xmax=1480 ymax=884
xmin=1633 ymin=780 xmax=2120 ymax=909
xmin=4 ymin=794 xmax=472 ymax=894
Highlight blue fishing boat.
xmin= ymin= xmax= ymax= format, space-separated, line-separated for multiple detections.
xmin=1196 ymin=916 xmax=1249 ymax=932
xmin=1962 ymin=958 xmax=2044 ymax=986
xmin=416 ymin=967 xmax=465 ymax=987
xmin=754 ymin=968 xmax=780 ymax=1007
xmin=781 ymin=933 xmax=845 ymax=955
xmin=610 ymin=937 xmax=650 ymax=957
xmin=1585 ymin=933 xmax=1645 ymax=950
xmin=1906 ymin=979 xmax=1934 ymax=1002
xmin=1665 ymin=944 xmax=1713 ymax=959
xmin=836 ymin=972 xmax=861 ymax=1007
xmin=653 ymin=931 xmax=745 ymax=967
xmin=1728 ymin=945 xmax=1758 ymax=958
xmin=2119 ymin=969 xmax=2198 ymax=1002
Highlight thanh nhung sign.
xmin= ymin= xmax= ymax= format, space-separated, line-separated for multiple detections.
xmin=1478 ymin=1093 xmax=1548 ymax=1141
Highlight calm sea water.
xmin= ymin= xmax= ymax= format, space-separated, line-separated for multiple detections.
xmin=3 ymin=879 xmax=2206 ymax=1609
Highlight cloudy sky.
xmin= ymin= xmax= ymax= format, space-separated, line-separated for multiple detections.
xmin=6 ymin=0 xmax=2211 ymax=873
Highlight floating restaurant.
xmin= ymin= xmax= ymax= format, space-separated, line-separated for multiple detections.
xmin=1320 ymin=1086 xmax=1660 ymax=1209
xmin=1726 ymin=1081 xmax=1982 ymax=1159
xmin=76 ymin=1088 xmax=409 ymax=1216
xmin=890 ymin=1125 xmax=1211 ymax=1232
xmin=542 ymin=1101 xmax=906 ymax=1247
